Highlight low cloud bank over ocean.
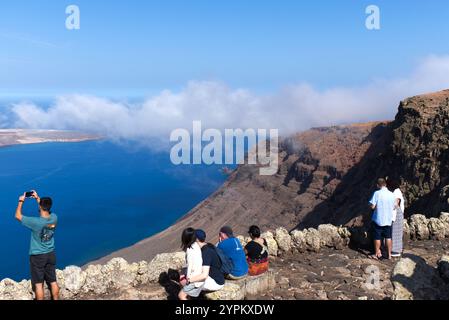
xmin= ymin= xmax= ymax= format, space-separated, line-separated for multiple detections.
xmin=7 ymin=55 xmax=449 ymax=146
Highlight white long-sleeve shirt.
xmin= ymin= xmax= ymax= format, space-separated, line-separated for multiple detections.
xmin=186 ymin=242 xmax=204 ymax=287
xmin=392 ymin=188 xmax=405 ymax=222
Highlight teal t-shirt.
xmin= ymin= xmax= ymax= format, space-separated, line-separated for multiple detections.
xmin=21 ymin=214 xmax=58 ymax=256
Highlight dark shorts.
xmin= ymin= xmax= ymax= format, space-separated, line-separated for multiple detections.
xmin=30 ymin=251 xmax=57 ymax=286
xmin=372 ymin=222 xmax=392 ymax=240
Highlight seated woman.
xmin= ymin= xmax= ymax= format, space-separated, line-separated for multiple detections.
xmin=244 ymin=225 xmax=269 ymax=276
xmin=179 ymin=229 xmax=225 ymax=300
xmin=178 ymin=228 xmax=203 ymax=300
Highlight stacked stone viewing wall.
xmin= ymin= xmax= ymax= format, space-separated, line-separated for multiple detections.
xmin=1 ymin=213 xmax=449 ymax=300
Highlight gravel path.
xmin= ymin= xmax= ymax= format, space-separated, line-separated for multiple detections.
xmin=253 ymin=239 xmax=449 ymax=300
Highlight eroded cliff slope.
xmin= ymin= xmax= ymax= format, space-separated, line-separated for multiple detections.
xmin=94 ymin=89 xmax=449 ymax=264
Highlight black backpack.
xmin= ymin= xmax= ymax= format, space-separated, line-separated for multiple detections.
xmin=210 ymin=244 xmax=234 ymax=275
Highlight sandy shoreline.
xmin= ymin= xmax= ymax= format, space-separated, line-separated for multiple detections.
xmin=0 ymin=129 xmax=101 ymax=148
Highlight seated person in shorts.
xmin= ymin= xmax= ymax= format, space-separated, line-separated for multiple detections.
xmin=178 ymin=229 xmax=225 ymax=300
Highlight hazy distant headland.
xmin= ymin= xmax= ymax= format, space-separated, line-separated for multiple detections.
xmin=0 ymin=129 xmax=100 ymax=148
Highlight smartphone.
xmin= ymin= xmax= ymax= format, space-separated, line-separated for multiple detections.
xmin=25 ymin=192 xmax=34 ymax=198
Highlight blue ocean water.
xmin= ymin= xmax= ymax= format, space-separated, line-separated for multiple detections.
xmin=0 ymin=140 xmax=229 ymax=281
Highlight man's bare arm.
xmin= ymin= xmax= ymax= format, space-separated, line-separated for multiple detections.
xmin=32 ymin=190 xmax=40 ymax=204
xmin=15 ymin=194 xmax=26 ymax=222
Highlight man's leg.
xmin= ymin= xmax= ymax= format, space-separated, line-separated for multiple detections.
xmin=45 ymin=252 xmax=59 ymax=300
xmin=381 ymin=238 xmax=386 ymax=256
xmin=49 ymin=282 xmax=60 ymax=300
xmin=384 ymin=225 xmax=393 ymax=259
xmin=385 ymin=239 xmax=392 ymax=259
xmin=372 ymin=223 xmax=382 ymax=258
xmin=30 ymin=255 xmax=46 ymax=300
xmin=374 ymin=240 xmax=382 ymax=258
xmin=34 ymin=283 xmax=45 ymax=300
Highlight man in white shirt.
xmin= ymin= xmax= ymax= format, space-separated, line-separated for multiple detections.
xmin=369 ymin=178 xmax=396 ymax=260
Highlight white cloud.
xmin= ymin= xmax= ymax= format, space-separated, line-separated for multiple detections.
xmin=0 ymin=112 xmax=8 ymax=128
xmin=10 ymin=55 xmax=449 ymax=146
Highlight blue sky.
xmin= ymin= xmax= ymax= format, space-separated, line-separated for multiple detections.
xmin=1 ymin=0 xmax=449 ymax=98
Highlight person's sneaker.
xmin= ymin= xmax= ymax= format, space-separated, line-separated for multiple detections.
xmin=391 ymin=253 xmax=401 ymax=258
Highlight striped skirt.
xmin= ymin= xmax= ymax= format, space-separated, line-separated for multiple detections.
xmin=392 ymin=208 xmax=404 ymax=254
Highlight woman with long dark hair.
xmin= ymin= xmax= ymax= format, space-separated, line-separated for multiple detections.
xmin=178 ymin=228 xmax=203 ymax=300
xmin=387 ymin=179 xmax=405 ymax=258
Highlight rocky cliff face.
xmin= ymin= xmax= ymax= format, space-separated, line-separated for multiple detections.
xmin=95 ymin=89 xmax=449 ymax=265
xmin=309 ymin=89 xmax=449 ymax=227
xmin=386 ymin=91 xmax=449 ymax=216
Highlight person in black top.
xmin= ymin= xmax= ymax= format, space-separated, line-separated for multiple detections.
xmin=244 ymin=225 xmax=269 ymax=276
xmin=201 ymin=243 xmax=225 ymax=287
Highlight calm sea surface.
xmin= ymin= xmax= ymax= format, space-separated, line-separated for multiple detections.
xmin=0 ymin=140 xmax=228 ymax=281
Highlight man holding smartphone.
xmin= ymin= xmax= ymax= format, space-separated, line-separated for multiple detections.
xmin=15 ymin=190 xmax=59 ymax=300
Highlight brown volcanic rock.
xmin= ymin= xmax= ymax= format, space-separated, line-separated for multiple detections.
xmin=388 ymin=90 xmax=449 ymax=216
xmin=299 ymin=89 xmax=449 ymax=228
xmin=282 ymin=122 xmax=390 ymax=227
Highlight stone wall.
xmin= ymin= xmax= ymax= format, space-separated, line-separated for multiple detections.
xmin=2 ymin=212 xmax=449 ymax=300
xmin=0 ymin=252 xmax=185 ymax=300
xmin=205 ymin=272 xmax=276 ymax=300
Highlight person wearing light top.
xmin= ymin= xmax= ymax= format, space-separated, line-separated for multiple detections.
xmin=178 ymin=229 xmax=225 ymax=300
xmin=387 ymin=179 xmax=405 ymax=258
xmin=369 ymin=178 xmax=396 ymax=260
xmin=178 ymin=228 xmax=204 ymax=300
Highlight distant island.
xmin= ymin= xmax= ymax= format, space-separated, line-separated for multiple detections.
xmin=0 ymin=129 xmax=100 ymax=148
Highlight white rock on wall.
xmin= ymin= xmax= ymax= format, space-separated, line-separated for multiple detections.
xmin=274 ymin=227 xmax=292 ymax=253
xmin=261 ymin=231 xmax=278 ymax=256
xmin=147 ymin=252 xmax=185 ymax=282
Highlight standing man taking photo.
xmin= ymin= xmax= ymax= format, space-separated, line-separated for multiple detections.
xmin=15 ymin=190 xmax=59 ymax=300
